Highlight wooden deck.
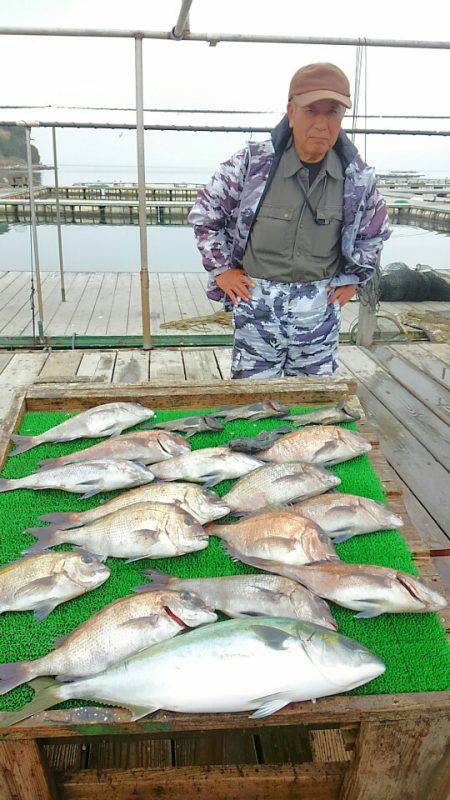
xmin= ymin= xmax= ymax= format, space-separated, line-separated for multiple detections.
xmin=0 ymin=342 xmax=448 ymax=580
xmin=1 ymin=269 xmax=449 ymax=337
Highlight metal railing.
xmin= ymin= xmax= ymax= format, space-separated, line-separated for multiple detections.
xmin=1 ymin=11 xmax=449 ymax=348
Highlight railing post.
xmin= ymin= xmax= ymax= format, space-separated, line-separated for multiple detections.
xmin=52 ymin=126 xmax=66 ymax=301
xmin=356 ymin=253 xmax=380 ymax=346
xmin=25 ymin=126 xmax=45 ymax=342
xmin=134 ymin=33 xmax=151 ymax=350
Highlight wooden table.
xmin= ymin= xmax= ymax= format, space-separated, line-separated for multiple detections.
xmin=0 ymin=377 xmax=449 ymax=800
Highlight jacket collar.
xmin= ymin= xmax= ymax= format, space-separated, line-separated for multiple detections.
xmin=270 ymin=114 xmax=359 ymax=170
xmin=283 ymin=138 xmax=344 ymax=180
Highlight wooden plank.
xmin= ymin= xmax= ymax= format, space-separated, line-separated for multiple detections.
xmin=67 ymin=273 xmax=104 ymax=335
xmin=0 ymin=353 xmax=47 ymax=419
xmin=113 ymin=350 xmax=149 ymax=383
xmin=0 ymin=740 xmax=58 ymax=800
xmin=0 ymin=273 xmax=49 ymax=333
xmin=87 ymin=737 xmax=172 ymax=769
xmin=45 ymin=272 xmax=91 ymax=336
xmin=182 ymin=348 xmax=221 ymax=382
xmin=126 ymin=273 xmax=142 ymax=335
xmin=31 ymin=273 xmax=78 ymax=337
xmin=368 ymin=345 xmax=450 ymax=425
xmin=0 ymin=392 xmax=27 ymax=469
xmin=419 ymin=343 xmax=450 ymax=365
xmin=390 ymin=344 xmax=450 ymax=390
xmin=311 ymin=729 xmax=352 ymax=763
xmin=25 ymin=376 xmax=359 ymax=413
xmin=340 ymin=348 xmax=450 ymax=539
xmin=258 ymin=726 xmax=313 ymax=764
xmin=393 ymin=474 xmax=449 ymax=555
xmin=0 ymin=272 xmax=30 ymax=317
xmin=148 ymin=273 xmax=165 ymax=334
xmin=77 ymin=351 xmax=117 ymax=384
xmin=107 ymin=272 xmax=131 ymax=335
xmin=158 ymin=273 xmax=186 ymax=334
xmin=36 ymin=351 xmax=83 ymax=383
xmin=2 ymin=692 xmax=449 ymax=741
xmin=340 ymin=717 xmax=450 ymax=800
xmin=57 ymin=763 xmax=347 ymax=800
xmin=86 ymin=273 xmax=118 ymax=336
xmin=214 ymin=348 xmax=232 ymax=380
xmin=0 ymin=352 xmax=13 ymax=375
xmin=0 ymin=273 xmax=55 ymax=336
xmin=149 ymin=348 xmax=185 ymax=382
xmin=173 ymin=731 xmax=257 ymax=766
xmin=340 ymin=346 xmax=450 ymax=471
xmin=43 ymin=742 xmax=84 ymax=772
xmin=432 ymin=557 xmax=450 ymax=590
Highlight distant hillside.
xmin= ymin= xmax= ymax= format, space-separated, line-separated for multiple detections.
xmin=0 ymin=127 xmax=40 ymax=166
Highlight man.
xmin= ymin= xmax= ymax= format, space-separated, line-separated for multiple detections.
xmin=189 ymin=63 xmax=390 ymax=378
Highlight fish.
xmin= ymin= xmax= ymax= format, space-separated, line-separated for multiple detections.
xmin=228 ymin=426 xmax=292 ymax=454
xmin=0 ymin=550 xmax=110 ymax=620
xmin=38 ymin=430 xmax=191 ymax=470
xmin=285 ymin=398 xmax=361 ymax=427
xmin=150 ymin=447 xmax=263 ymax=487
xmin=0 ymin=459 xmax=155 ymax=498
xmin=235 ymin=559 xmax=448 ymax=618
xmin=25 ymin=501 xmax=209 ymax=562
xmin=150 ymin=416 xmax=225 ymax=437
xmin=235 ymin=426 xmax=371 ymax=466
xmin=0 ymin=617 xmax=385 ymax=725
xmin=9 ymin=402 xmax=155 ymax=456
xmin=208 ymin=509 xmax=338 ymax=566
xmin=222 ymin=462 xmax=341 ymax=514
xmin=0 ymin=588 xmax=217 ymax=695
xmin=213 ymin=400 xmax=291 ymax=423
xmin=138 ymin=569 xmax=337 ymax=630
xmin=291 ymin=493 xmax=404 ymax=543
xmin=38 ymin=483 xmax=230 ymax=530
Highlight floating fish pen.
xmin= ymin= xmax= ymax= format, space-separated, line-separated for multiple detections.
xmin=0 ymin=377 xmax=448 ymax=800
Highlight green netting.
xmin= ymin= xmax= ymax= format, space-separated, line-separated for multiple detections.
xmin=0 ymin=406 xmax=448 ymax=713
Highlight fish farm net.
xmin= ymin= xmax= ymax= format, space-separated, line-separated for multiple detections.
xmin=0 ymin=407 xmax=448 ymax=713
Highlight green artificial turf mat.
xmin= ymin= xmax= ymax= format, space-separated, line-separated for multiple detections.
xmin=0 ymin=405 xmax=448 ymax=713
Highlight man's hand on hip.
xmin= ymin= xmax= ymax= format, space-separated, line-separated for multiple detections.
xmin=326 ymin=284 xmax=357 ymax=308
xmin=215 ymin=268 xmax=256 ymax=306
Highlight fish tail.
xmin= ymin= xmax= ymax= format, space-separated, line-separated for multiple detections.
xmin=0 ymin=677 xmax=64 ymax=726
xmin=9 ymin=434 xmax=40 ymax=457
xmin=0 ymin=477 xmax=20 ymax=493
xmin=23 ymin=526 xmax=61 ymax=554
xmin=138 ymin=568 xmax=175 ymax=590
xmin=39 ymin=511 xmax=79 ymax=529
xmin=0 ymin=660 xmax=35 ymax=696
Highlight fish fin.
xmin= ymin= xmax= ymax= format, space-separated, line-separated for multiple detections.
xmin=27 ymin=676 xmax=59 ymax=693
xmin=141 ymin=568 xmax=173 ymax=588
xmin=81 ymin=488 xmax=103 ymax=499
xmin=72 ymin=545 xmax=108 ymax=563
xmin=205 ymin=417 xmax=225 ymax=431
xmin=125 ymin=556 xmax=146 ymax=563
xmin=253 ymin=625 xmax=296 ymax=650
xmin=128 ymin=705 xmax=159 ymax=722
xmin=314 ymin=441 xmax=337 ymax=460
xmin=37 ymin=457 xmax=59 ymax=470
xmin=355 ymin=609 xmax=383 ymax=619
xmin=0 ymin=661 xmax=31 ymax=696
xmin=55 ymin=674 xmax=84 ymax=683
xmin=39 ymin=511 xmax=76 ymax=529
xmin=0 ymin=676 xmax=65 ymax=726
xmin=222 ymin=543 xmax=246 ymax=564
xmin=0 ymin=478 xmax=15 ymax=493
xmin=252 ymin=537 xmax=297 ymax=556
xmin=250 ymin=692 xmax=291 ymax=719
xmin=202 ymin=472 xmax=223 ymax=488
xmin=8 ymin=434 xmax=40 ymax=456
xmin=22 ymin=526 xmax=59 ymax=554
xmin=53 ymin=633 xmax=70 ymax=649
xmin=119 ymin=614 xmax=160 ymax=631
xmin=331 ymin=531 xmax=355 ymax=544
xmin=135 ymin=529 xmax=161 ymax=541
xmin=34 ymin=603 xmax=58 ymax=621
xmin=13 ymin=575 xmax=59 ymax=601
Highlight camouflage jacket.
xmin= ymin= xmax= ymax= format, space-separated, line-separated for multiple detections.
xmin=188 ymin=115 xmax=391 ymax=303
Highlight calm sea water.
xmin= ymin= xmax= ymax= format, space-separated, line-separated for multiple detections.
xmin=0 ymin=222 xmax=448 ymax=273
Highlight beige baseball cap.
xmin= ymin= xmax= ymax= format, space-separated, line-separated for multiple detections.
xmin=289 ymin=63 xmax=352 ymax=109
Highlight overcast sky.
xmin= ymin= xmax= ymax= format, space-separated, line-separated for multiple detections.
xmin=0 ymin=0 xmax=449 ymax=179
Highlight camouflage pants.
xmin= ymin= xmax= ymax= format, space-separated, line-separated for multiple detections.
xmin=231 ymin=278 xmax=340 ymax=379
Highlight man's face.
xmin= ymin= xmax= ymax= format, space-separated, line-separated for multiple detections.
xmin=286 ymin=98 xmax=345 ymax=162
